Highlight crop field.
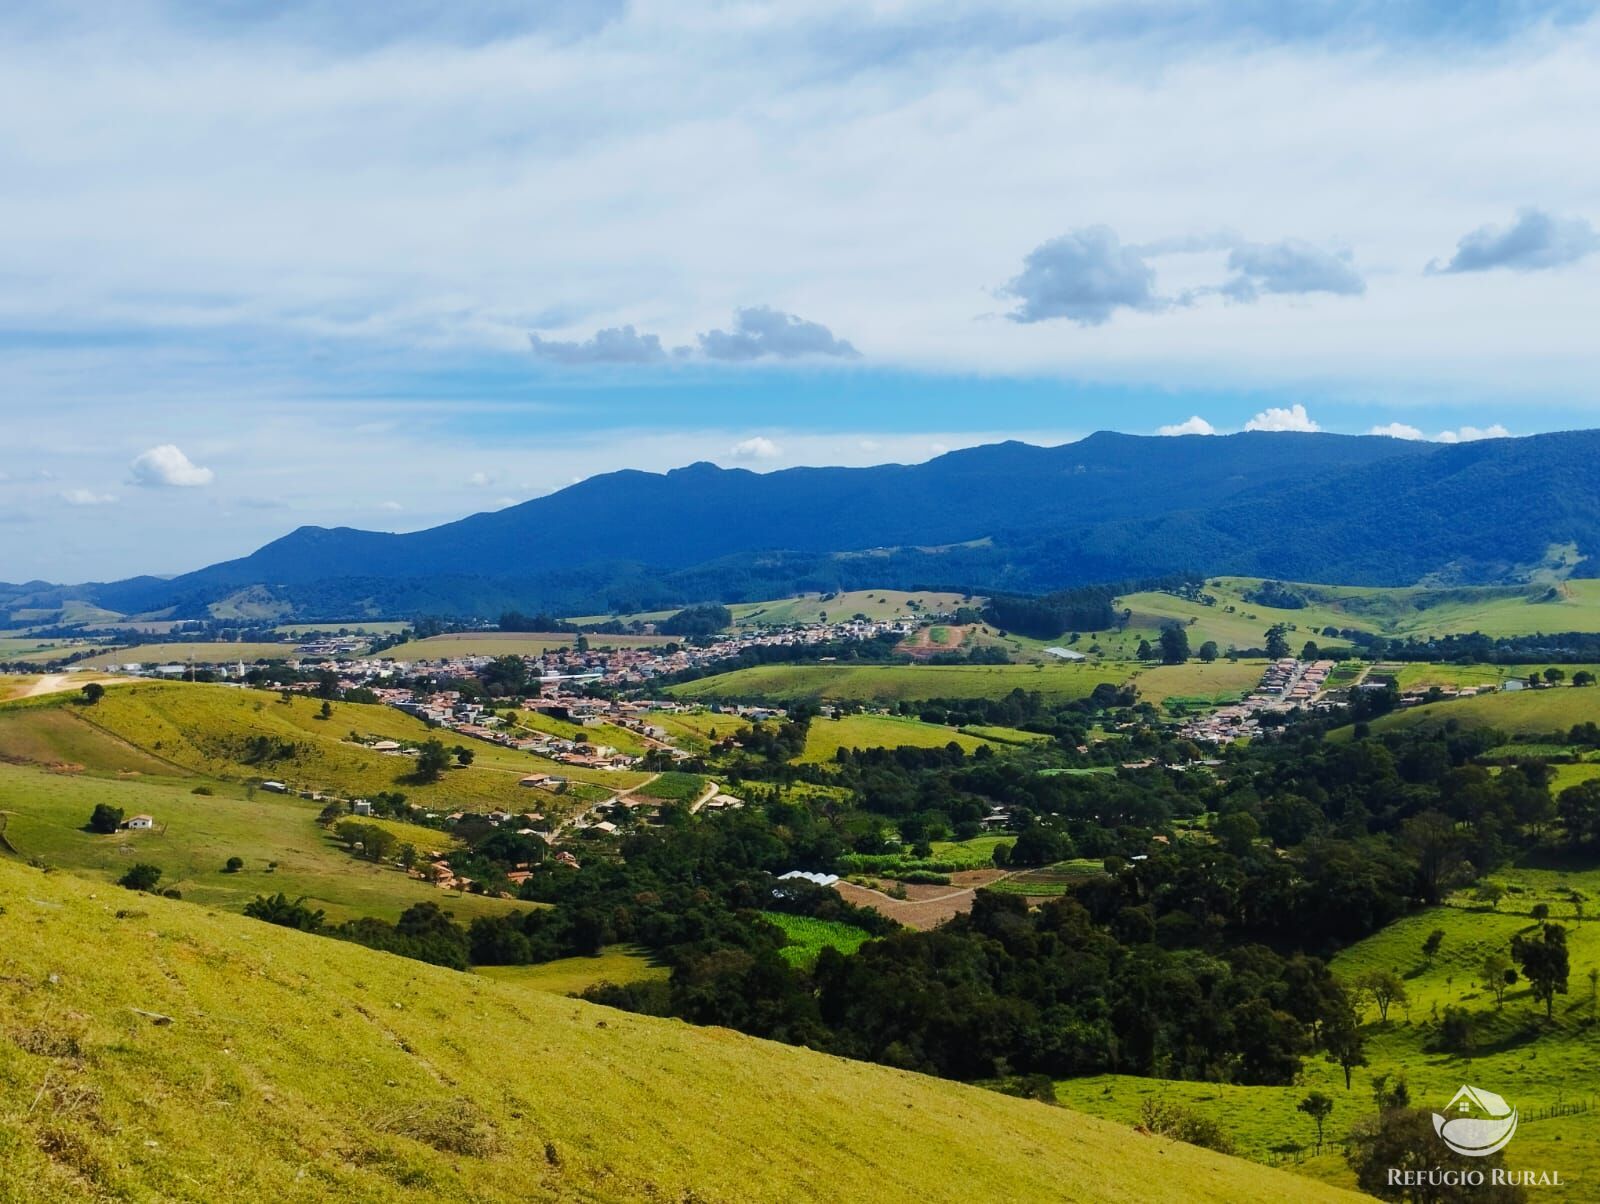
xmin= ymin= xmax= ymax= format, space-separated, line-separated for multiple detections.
xmin=1125 ymin=660 xmax=1267 ymax=705
xmin=795 ymin=714 xmax=995 ymax=763
xmin=1060 ymin=862 xmax=1600 ymax=1193
xmin=929 ymin=835 xmax=1015 ymax=868
xmin=0 ymin=858 xmax=1354 ymax=1203
xmin=632 ymin=771 xmax=707 ymax=803
xmin=0 ymin=683 xmax=648 ymax=813
xmin=1360 ymin=685 xmax=1600 ymax=738
xmin=75 ymin=642 xmax=297 ymax=668
xmin=668 ymin=661 xmax=1129 ymax=703
xmin=0 ymin=762 xmax=516 ymax=923
xmin=985 ymin=860 xmax=1107 ymax=896
xmin=760 ymin=912 xmax=873 ymax=966
xmin=475 ymin=946 xmax=668 ymax=997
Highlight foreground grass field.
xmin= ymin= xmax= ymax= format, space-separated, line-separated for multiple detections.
xmin=0 ymin=860 xmax=1360 ymax=1203
xmin=475 ymin=946 xmax=668 ymax=997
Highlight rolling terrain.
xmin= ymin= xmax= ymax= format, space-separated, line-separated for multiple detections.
xmin=0 ymin=857 xmax=1364 ymax=1203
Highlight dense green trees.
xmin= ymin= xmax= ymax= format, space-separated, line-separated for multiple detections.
xmin=1158 ymin=624 xmax=1190 ymax=664
xmin=119 ymin=863 xmax=162 ymax=891
xmin=87 ymin=803 xmax=123 ymax=834
xmin=413 ymin=738 xmax=451 ymax=782
xmin=1512 ymin=922 xmax=1570 ymax=1020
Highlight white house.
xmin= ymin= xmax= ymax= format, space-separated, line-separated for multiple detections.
xmin=351 ymin=799 xmax=373 ymax=816
xmin=125 ymin=814 xmax=155 ymax=830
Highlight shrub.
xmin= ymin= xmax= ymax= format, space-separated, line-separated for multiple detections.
xmin=224 ymin=856 xmax=245 ymax=873
xmin=87 ymin=804 xmax=123 ymax=834
xmin=1138 ymin=1098 xmax=1235 ymax=1155
xmin=118 ymin=863 xmax=163 ymax=892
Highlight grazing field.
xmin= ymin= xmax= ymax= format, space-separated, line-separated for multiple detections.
xmin=1060 ymin=861 xmax=1600 ymax=1193
xmin=796 ymin=714 xmax=995 ymax=763
xmin=0 ymin=761 xmax=515 ymax=923
xmin=572 ymin=590 xmax=981 ymax=630
xmin=0 ymin=682 xmax=648 ymax=813
xmin=0 ymin=859 xmax=1353 ymax=1204
xmin=381 ymin=631 xmax=675 ymax=659
xmin=0 ymin=638 xmax=107 ymax=664
xmin=475 ymin=946 xmax=668 ymax=996
xmin=647 ymin=708 xmax=749 ymax=751
xmin=631 ymin=771 xmax=707 ymax=803
xmin=1125 ymin=660 xmax=1268 ymax=705
xmin=1359 ymin=685 xmax=1600 ymax=737
xmin=1387 ymin=662 xmax=1600 ymax=691
xmin=75 ymin=641 xmax=297 ymax=668
xmin=667 ymin=661 xmax=1129 ymax=703
xmin=760 ymin=912 xmax=873 ymax=966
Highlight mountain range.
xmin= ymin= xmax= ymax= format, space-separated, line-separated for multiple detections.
xmin=7 ymin=428 xmax=1600 ymax=620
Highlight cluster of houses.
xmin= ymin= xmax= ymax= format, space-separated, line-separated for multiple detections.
xmin=1179 ymin=658 xmax=1343 ymax=745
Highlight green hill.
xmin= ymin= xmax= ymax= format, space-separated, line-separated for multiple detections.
xmin=0 ymin=858 xmax=1365 ymax=1203
xmin=1356 ymin=686 xmax=1600 ymax=738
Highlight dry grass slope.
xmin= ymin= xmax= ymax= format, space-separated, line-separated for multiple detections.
xmin=0 ymin=860 xmax=1367 ymax=1203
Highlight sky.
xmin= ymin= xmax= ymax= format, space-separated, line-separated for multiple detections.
xmin=3 ymin=0 xmax=1600 ymax=582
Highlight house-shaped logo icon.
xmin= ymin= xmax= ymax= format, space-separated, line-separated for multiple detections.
xmin=1433 ymin=1085 xmax=1518 ymax=1157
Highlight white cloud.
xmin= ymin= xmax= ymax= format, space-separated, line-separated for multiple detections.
xmin=1244 ymin=404 xmax=1320 ymax=433
xmin=129 ymin=444 xmax=214 ymax=488
xmin=378 ymin=500 xmax=403 ymax=511
xmin=466 ymin=471 xmax=493 ymax=487
xmin=61 ymin=488 xmax=117 ymax=506
xmin=1368 ymin=422 xmax=1426 ymax=439
xmin=1158 ymin=416 xmax=1216 ymax=436
xmin=1437 ymin=424 xmax=1511 ymax=443
xmin=730 ymin=436 xmax=782 ymax=460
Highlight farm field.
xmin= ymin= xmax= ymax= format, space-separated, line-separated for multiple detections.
xmin=0 ymin=682 xmax=648 ymax=813
xmin=957 ymin=723 xmax=1052 ymax=745
xmin=0 ymin=638 xmax=107 ymax=664
xmin=1359 ymin=685 xmax=1600 ymax=738
xmin=476 ymin=946 xmax=667 ymax=997
xmin=630 ymin=771 xmax=706 ymax=803
xmin=1387 ymin=662 xmax=1600 ymax=691
xmin=667 ymin=661 xmax=1129 ymax=703
xmin=75 ymin=641 xmax=298 ymax=668
xmin=1125 ymin=659 xmax=1268 ymax=705
xmin=0 ymin=858 xmax=1354 ymax=1204
xmin=1059 ymin=861 xmax=1600 ymax=1193
xmin=0 ymin=761 xmax=516 ymax=923
xmin=647 ymin=708 xmax=748 ymax=751
xmin=760 ymin=912 xmax=873 ymax=966
xmin=796 ymin=713 xmax=996 ymax=763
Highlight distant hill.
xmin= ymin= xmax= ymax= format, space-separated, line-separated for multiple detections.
xmin=9 ymin=428 xmax=1600 ymax=619
xmin=0 ymin=857 xmax=1365 ymax=1202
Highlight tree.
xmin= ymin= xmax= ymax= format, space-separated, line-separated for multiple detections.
xmin=455 ymin=746 xmax=476 ymax=767
xmin=1544 ymin=667 xmax=1565 ymax=684
xmin=80 ymin=681 xmax=105 ymax=705
xmin=319 ymin=699 xmax=333 ymax=720
xmin=1473 ymin=881 xmax=1506 ymax=911
xmin=1297 ymin=1092 xmax=1333 ymax=1155
xmin=1135 ymin=638 xmax=1154 ymax=661
xmin=1574 ymin=670 xmax=1596 ymax=687
xmin=1482 ymin=951 xmax=1515 ymax=1007
xmin=1355 ymin=969 xmax=1407 ymax=1023
xmin=1158 ymin=624 xmax=1190 ymax=665
xmin=1512 ymin=922 xmax=1570 ymax=1020
xmin=1300 ymin=640 xmax=1320 ymax=660
xmin=1213 ymin=811 xmax=1259 ymax=856
xmin=87 ymin=803 xmax=124 ymax=834
xmin=244 ymin=892 xmax=325 ymax=931
xmin=1399 ymin=810 xmax=1465 ymax=905
xmin=1322 ymin=1001 xmax=1367 ymax=1089
xmin=1265 ymin=625 xmax=1291 ymax=659
xmin=119 ymin=863 xmax=162 ymax=892
xmin=1420 ymin=928 xmax=1445 ymax=964
xmin=1530 ymin=902 xmax=1550 ymax=922
xmin=1197 ymin=640 xmax=1219 ymax=662
xmin=414 ymin=738 xmax=451 ymax=782
xmin=1347 ymin=1108 xmax=1526 ymax=1203
xmin=1558 ymin=780 xmax=1600 ymax=848
xmin=224 ymin=856 xmax=245 ymax=873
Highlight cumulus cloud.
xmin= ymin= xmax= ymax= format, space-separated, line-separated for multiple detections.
xmin=1002 ymin=226 xmax=1162 ymax=325
xmin=730 ymin=436 xmax=782 ymax=460
xmin=1368 ymin=422 xmax=1426 ymax=439
xmin=1437 ymin=424 xmax=1511 ymax=442
xmin=1221 ymin=240 xmax=1365 ymax=302
xmin=698 ymin=307 xmax=859 ymax=361
xmin=1429 ymin=208 xmax=1600 ymax=273
xmin=1244 ymin=404 xmax=1319 ymax=432
xmin=527 ymin=325 xmax=667 ymax=365
xmin=129 ymin=444 xmax=214 ymax=488
xmin=378 ymin=500 xmax=403 ymax=511
xmin=1157 ymin=415 xmax=1216 ymax=436
xmin=61 ymin=488 xmax=117 ymax=506
xmin=466 ymin=471 xmax=493 ymax=487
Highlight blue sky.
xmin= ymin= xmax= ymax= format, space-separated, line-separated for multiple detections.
xmin=3 ymin=0 xmax=1600 ymax=581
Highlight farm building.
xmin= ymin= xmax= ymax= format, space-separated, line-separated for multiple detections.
xmin=261 ymin=781 xmax=288 ymax=793
xmin=124 ymin=814 xmax=155 ymax=830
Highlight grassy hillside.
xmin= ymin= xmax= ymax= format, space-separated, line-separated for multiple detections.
xmin=382 ymin=632 xmax=674 ymax=659
xmin=570 ymin=589 xmax=980 ymax=630
xmin=75 ymin=642 xmax=298 ymax=668
xmin=667 ymin=662 xmax=1128 ymax=703
xmin=0 ymin=762 xmax=515 ymax=923
xmin=0 ymin=859 xmax=1362 ymax=1203
xmin=796 ymin=714 xmax=997 ymax=763
xmin=0 ymin=683 xmax=646 ymax=811
xmin=1060 ymin=862 xmax=1600 ymax=1193
xmin=1359 ymin=686 xmax=1600 ymax=738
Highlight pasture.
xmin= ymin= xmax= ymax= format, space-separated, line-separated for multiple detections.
xmin=796 ymin=713 xmax=996 ymax=763
xmin=1361 ymin=685 xmax=1600 ymax=738
xmin=667 ymin=661 xmax=1129 ymax=703
xmin=75 ymin=641 xmax=297 ymax=668
xmin=476 ymin=946 xmax=668 ymax=997
xmin=0 ymin=857 xmax=1353 ymax=1203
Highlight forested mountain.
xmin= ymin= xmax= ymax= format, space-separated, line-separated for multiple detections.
xmin=8 ymin=429 xmax=1600 ymax=619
